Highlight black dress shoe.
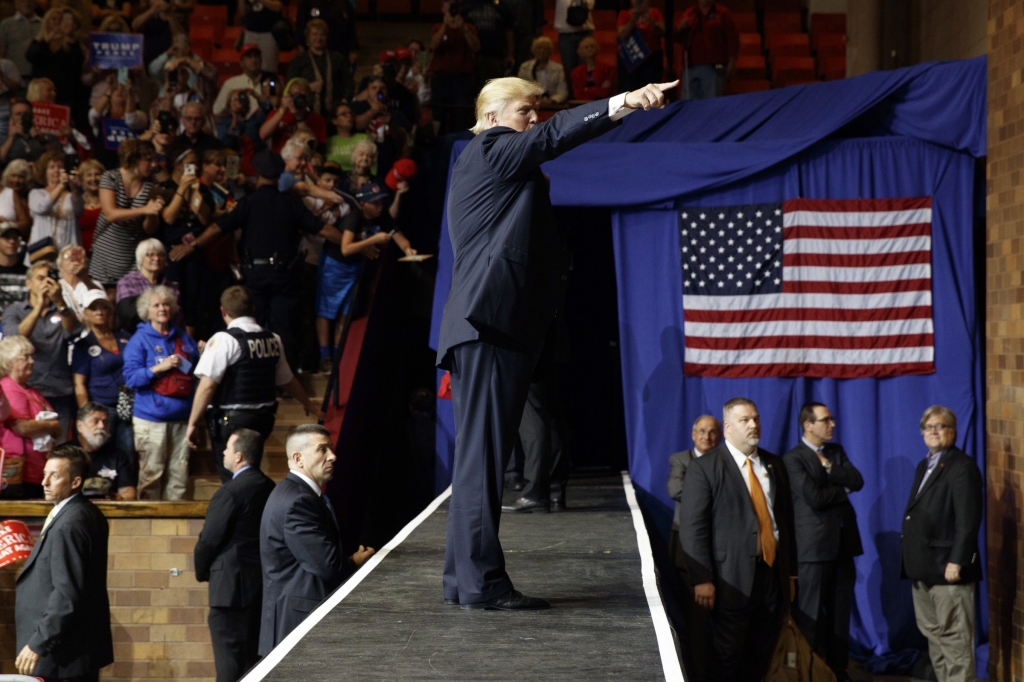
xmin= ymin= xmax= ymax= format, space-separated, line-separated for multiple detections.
xmin=501 ymin=497 xmax=549 ymax=513
xmin=444 ymin=597 xmax=459 ymax=605
xmin=460 ymin=589 xmax=551 ymax=611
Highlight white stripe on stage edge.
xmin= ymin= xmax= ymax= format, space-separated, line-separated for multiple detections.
xmin=240 ymin=485 xmax=453 ymax=682
xmin=621 ymin=471 xmax=687 ymax=682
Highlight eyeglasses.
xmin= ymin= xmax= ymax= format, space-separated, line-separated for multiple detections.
xmin=693 ymin=429 xmax=720 ymax=436
xmin=922 ymin=424 xmax=952 ymax=433
xmin=811 ymin=417 xmax=837 ymax=424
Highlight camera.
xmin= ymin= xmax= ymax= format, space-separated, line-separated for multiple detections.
xmin=64 ymin=154 xmax=79 ymax=174
xmin=19 ymin=111 xmax=32 ymax=133
xmin=235 ymin=92 xmax=252 ymax=110
xmin=157 ymin=110 xmax=177 ymax=134
xmin=292 ymin=93 xmax=309 ymax=111
xmin=47 ymin=266 xmax=59 ymax=281
xmin=167 ymin=69 xmax=179 ymax=86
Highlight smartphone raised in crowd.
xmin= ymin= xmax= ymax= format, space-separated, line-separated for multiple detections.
xmin=184 ymin=163 xmax=196 ymax=176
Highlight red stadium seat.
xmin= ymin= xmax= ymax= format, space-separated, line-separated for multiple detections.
xmin=190 ymin=24 xmax=216 ymax=41
xmin=813 ymin=32 xmax=846 ymax=52
xmin=766 ymin=32 xmax=810 ymax=58
xmin=763 ymin=12 xmax=801 ymax=36
xmin=764 ymin=0 xmax=801 ymax=11
xmin=284 ymin=4 xmax=298 ymax=19
xmin=734 ymin=55 xmax=766 ymax=80
xmin=810 ymin=13 xmax=846 ymax=39
xmin=594 ymin=29 xmax=618 ymax=46
xmin=738 ymin=32 xmax=762 ymax=56
xmin=771 ymin=56 xmax=815 ymax=85
xmin=191 ymin=37 xmax=213 ymax=60
xmin=192 ymin=4 xmax=227 ymax=21
xmin=191 ymin=14 xmax=226 ymax=41
xmin=543 ymin=7 xmax=554 ymax=23
xmin=778 ymin=77 xmax=818 ymax=88
xmin=821 ymin=55 xmax=846 ymax=80
xmin=596 ymin=52 xmax=617 ymax=69
xmin=593 ymin=10 xmax=617 ymax=30
xmin=732 ymin=11 xmax=757 ymax=33
xmin=816 ymin=43 xmax=845 ymax=74
xmin=420 ymin=0 xmax=443 ymax=11
xmin=221 ymin=25 xmax=243 ymax=47
xmin=718 ymin=0 xmax=755 ymax=10
xmin=211 ymin=47 xmax=241 ymax=69
xmin=726 ymin=79 xmax=770 ymax=94
xmin=278 ymin=50 xmax=296 ymax=65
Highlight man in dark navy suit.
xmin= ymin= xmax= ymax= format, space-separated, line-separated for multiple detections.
xmin=258 ymin=425 xmax=375 ymax=654
xmin=436 ymin=76 xmax=678 ymax=610
xmin=784 ymin=402 xmax=863 ymax=682
xmin=195 ymin=428 xmax=277 ymax=682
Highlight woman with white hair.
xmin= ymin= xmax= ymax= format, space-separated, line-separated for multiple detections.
xmin=517 ymin=36 xmax=568 ymax=105
xmin=122 ymin=284 xmax=199 ymax=500
xmin=0 ymin=335 xmax=63 ymax=498
xmin=115 ymin=238 xmax=180 ymax=304
xmin=0 ymin=160 xmax=33 ymax=239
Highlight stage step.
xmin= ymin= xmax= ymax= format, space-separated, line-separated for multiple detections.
xmin=186 ymin=370 xmax=332 ymax=500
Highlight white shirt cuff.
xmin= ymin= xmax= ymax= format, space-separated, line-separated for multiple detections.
xmin=608 ymin=92 xmax=635 ymax=122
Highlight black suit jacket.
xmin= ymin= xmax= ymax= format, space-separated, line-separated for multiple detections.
xmin=783 ymin=441 xmax=864 ymax=562
xmin=195 ymin=466 xmax=277 ymax=608
xmin=15 ymin=494 xmax=113 ymax=678
xmin=259 ymin=472 xmax=354 ymax=655
xmin=679 ymin=444 xmax=798 ymax=609
xmin=667 ymin=448 xmax=697 ymax=528
xmin=436 ymin=99 xmax=620 ymax=364
xmin=900 ymin=446 xmax=983 ymax=585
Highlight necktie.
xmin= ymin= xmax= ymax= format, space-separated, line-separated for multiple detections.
xmin=41 ymin=506 xmax=56 ymax=534
xmin=321 ymin=494 xmax=339 ymax=533
xmin=745 ymin=458 xmax=776 ymax=567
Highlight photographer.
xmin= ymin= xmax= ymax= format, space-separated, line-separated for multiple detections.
xmin=216 ymin=88 xmax=266 ymax=163
xmin=2 ymin=261 xmax=82 ymax=451
xmin=179 ymin=101 xmax=225 ymax=155
xmin=213 ymin=44 xmax=270 ymax=118
xmin=132 ymin=0 xmax=179 ymax=66
xmin=0 ymin=97 xmax=49 ymax=164
xmin=429 ymin=0 xmax=480 ymax=134
xmin=237 ymin=0 xmax=286 ymax=73
xmin=88 ymin=75 xmax=149 ymax=140
xmin=150 ymin=33 xmax=218 ymax=105
xmin=286 ymin=19 xmax=353 ymax=118
xmin=259 ymin=78 xmax=326 ymax=153
xmin=0 ymin=160 xmax=33 ymax=239
xmin=27 ymin=152 xmax=85 ymax=265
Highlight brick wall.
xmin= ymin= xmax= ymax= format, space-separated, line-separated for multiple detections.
xmin=0 ymin=516 xmax=214 ymax=682
xmin=987 ymin=2 xmax=1024 ymax=680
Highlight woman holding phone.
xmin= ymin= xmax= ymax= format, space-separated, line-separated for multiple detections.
xmin=27 ymin=151 xmax=84 ymax=263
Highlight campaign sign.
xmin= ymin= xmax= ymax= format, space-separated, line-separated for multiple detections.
xmin=618 ymin=29 xmax=651 ymax=73
xmin=32 ymin=102 xmax=70 ymax=136
xmin=0 ymin=520 xmax=34 ymax=568
xmin=90 ymin=32 xmax=144 ymax=69
xmin=103 ymin=118 xmax=136 ymax=150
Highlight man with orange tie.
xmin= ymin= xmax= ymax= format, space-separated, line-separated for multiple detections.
xmin=678 ymin=397 xmax=797 ymax=682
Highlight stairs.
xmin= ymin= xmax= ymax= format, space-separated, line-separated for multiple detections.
xmin=188 ymin=372 xmax=331 ymax=501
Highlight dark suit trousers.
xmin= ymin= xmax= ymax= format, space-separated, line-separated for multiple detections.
xmin=519 ymin=380 xmax=568 ymax=502
xmin=795 ymin=552 xmax=855 ymax=673
xmin=669 ymin=528 xmax=713 ymax=682
xmin=444 ymin=340 xmax=537 ymax=603
xmin=209 ymin=602 xmax=262 ymax=682
xmin=207 ymin=407 xmax=277 ymax=483
xmin=243 ymin=264 xmax=299 ymax=371
xmin=712 ymin=558 xmax=783 ymax=682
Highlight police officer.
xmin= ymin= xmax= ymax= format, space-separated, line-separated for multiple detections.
xmin=186 ymin=285 xmax=323 ymax=482
xmin=169 ymin=149 xmax=343 ymax=370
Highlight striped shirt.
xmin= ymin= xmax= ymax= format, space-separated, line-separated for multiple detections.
xmin=88 ymin=169 xmax=153 ymax=286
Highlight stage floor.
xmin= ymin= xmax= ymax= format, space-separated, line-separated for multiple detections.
xmin=251 ymin=473 xmax=672 ymax=680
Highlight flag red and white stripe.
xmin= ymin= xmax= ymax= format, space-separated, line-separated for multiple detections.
xmin=683 ymin=197 xmax=935 ymax=378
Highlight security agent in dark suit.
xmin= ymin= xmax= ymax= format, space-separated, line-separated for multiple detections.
xmin=902 ymin=406 xmax=982 ymax=682
xmin=666 ymin=414 xmax=720 ymax=682
xmin=259 ymin=424 xmax=375 ymax=655
xmin=15 ymin=445 xmax=113 ymax=681
xmin=678 ymin=397 xmax=797 ymax=682
xmin=783 ymin=402 xmax=863 ymax=682
xmin=436 ymin=76 xmax=679 ymax=610
xmin=195 ymin=428 xmax=277 ymax=682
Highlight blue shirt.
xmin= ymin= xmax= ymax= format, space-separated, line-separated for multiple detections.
xmin=232 ymin=465 xmax=252 ymax=479
xmin=71 ymin=331 xmax=131 ymax=407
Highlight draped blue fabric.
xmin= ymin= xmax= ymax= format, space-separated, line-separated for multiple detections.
xmin=543 ymin=56 xmax=986 ymax=207
xmin=429 ymin=57 xmax=987 ymax=659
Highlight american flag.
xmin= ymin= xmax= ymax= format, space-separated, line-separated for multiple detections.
xmin=680 ymin=198 xmax=935 ymax=378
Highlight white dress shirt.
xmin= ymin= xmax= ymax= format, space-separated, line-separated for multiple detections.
xmin=194 ymin=316 xmax=294 ymax=409
xmin=725 ymin=439 xmax=779 ymax=540
xmin=47 ymin=492 xmax=80 ymax=526
xmin=290 ymin=469 xmax=322 ymax=496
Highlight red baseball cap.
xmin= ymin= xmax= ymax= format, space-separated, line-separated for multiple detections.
xmin=379 ymin=49 xmax=398 ymax=63
xmin=394 ymin=47 xmax=412 ymax=61
xmin=385 ymin=158 xmax=417 ymax=191
xmin=240 ymin=43 xmax=261 ymax=57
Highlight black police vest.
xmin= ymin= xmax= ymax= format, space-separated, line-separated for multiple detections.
xmin=215 ymin=328 xmax=281 ymax=406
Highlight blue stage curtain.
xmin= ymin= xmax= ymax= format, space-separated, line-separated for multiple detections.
xmin=543 ymin=57 xmax=986 ymax=207
xmin=611 ymin=136 xmax=985 ymax=658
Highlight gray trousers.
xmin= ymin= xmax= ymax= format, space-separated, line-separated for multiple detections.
xmin=911 ymin=581 xmax=976 ymax=682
